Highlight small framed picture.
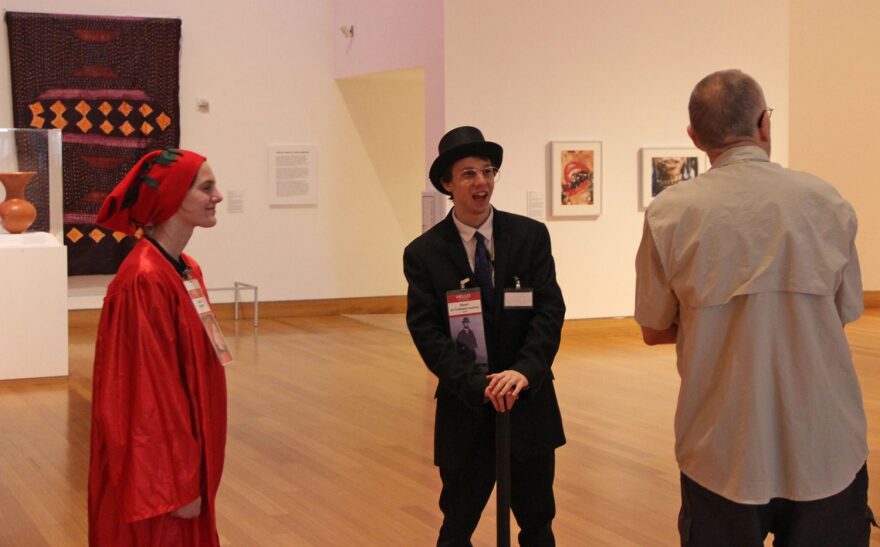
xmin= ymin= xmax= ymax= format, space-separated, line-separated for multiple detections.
xmin=549 ymin=141 xmax=602 ymax=219
xmin=640 ymin=148 xmax=707 ymax=208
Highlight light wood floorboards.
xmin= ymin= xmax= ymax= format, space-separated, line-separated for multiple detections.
xmin=1 ymin=310 xmax=878 ymax=545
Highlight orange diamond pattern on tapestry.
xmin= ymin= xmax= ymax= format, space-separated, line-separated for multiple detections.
xmin=21 ymin=100 xmax=173 ymax=137
xmin=50 ymin=100 xmax=68 ymax=129
xmin=112 ymin=231 xmax=128 ymax=242
xmin=67 ymin=227 xmax=84 ymax=243
xmin=89 ymin=229 xmax=106 ymax=243
xmin=29 ymin=102 xmax=46 ymax=127
xmin=156 ymin=112 xmax=171 ymax=130
xmin=76 ymin=116 xmax=93 ymax=133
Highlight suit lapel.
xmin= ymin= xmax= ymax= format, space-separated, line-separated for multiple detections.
xmin=491 ymin=210 xmax=511 ymax=304
xmin=439 ymin=211 xmax=475 ymax=284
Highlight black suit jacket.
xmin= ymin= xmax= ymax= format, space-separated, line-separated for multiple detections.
xmin=403 ymin=208 xmax=566 ymax=468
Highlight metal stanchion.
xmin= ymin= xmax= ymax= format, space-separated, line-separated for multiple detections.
xmin=496 ymin=407 xmax=511 ymax=547
xmin=207 ymin=281 xmax=259 ymax=327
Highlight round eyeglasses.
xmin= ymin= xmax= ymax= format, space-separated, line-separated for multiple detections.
xmin=454 ymin=166 xmax=499 ymax=184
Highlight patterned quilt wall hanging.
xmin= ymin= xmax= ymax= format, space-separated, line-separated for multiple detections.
xmin=5 ymin=11 xmax=181 ymax=275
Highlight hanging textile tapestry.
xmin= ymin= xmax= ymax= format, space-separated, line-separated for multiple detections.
xmin=5 ymin=11 xmax=181 ymax=275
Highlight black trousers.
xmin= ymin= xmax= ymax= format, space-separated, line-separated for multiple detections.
xmin=679 ymin=463 xmax=875 ymax=547
xmin=437 ymin=418 xmax=556 ymax=547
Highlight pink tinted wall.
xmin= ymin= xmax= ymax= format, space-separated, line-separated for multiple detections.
xmin=333 ymin=0 xmax=444 ymax=188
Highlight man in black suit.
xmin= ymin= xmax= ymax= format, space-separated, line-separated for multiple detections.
xmin=404 ymin=126 xmax=566 ymax=546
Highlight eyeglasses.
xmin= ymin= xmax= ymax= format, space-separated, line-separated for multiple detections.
xmin=454 ymin=166 xmax=499 ymax=183
xmin=757 ymin=107 xmax=774 ymax=127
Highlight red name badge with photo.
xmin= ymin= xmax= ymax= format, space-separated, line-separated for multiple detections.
xmin=184 ymin=278 xmax=234 ymax=366
xmin=446 ymin=288 xmax=488 ymax=374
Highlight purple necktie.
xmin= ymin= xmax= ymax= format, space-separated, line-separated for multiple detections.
xmin=474 ymin=232 xmax=494 ymax=309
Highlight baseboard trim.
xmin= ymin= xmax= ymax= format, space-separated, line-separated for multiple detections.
xmin=67 ymin=291 xmax=879 ymax=329
xmin=69 ymin=294 xmax=406 ymax=328
xmin=211 ymin=294 xmax=406 ymax=320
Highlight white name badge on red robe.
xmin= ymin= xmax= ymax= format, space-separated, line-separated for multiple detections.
xmin=184 ymin=278 xmax=234 ymax=366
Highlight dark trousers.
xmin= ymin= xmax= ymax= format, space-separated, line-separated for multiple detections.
xmin=437 ymin=422 xmax=556 ymax=547
xmin=680 ymin=463 xmax=875 ymax=547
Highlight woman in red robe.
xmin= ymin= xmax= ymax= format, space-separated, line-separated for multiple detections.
xmin=88 ymin=149 xmax=228 ymax=546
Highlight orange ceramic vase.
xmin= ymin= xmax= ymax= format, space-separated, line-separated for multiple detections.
xmin=0 ymin=172 xmax=38 ymax=234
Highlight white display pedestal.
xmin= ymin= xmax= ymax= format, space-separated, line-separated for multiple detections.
xmin=0 ymin=232 xmax=68 ymax=380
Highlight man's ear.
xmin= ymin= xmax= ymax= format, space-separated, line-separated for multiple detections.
xmin=757 ymin=113 xmax=771 ymax=143
xmin=687 ymin=125 xmax=704 ymax=151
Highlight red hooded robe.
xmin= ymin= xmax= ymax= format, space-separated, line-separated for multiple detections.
xmin=88 ymin=239 xmax=227 ymax=546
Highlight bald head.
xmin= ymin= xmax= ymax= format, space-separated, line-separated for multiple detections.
xmin=688 ymin=70 xmax=767 ymax=150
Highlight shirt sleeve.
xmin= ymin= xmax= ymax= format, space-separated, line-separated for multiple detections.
xmin=835 ymin=236 xmax=864 ymax=325
xmin=634 ymin=215 xmax=679 ymax=329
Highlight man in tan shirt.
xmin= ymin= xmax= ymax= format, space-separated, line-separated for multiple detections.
xmin=635 ymin=69 xmax=873 ymax=546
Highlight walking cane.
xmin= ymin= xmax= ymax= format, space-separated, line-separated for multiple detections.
xmin=496 ymin=404 xmax=511 ymax=547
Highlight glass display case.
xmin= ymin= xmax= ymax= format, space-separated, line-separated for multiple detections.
xmin=0 ymin=128 xmax=67 ymax=379
xmin=0 ymin=128 xmax=63 ymax=240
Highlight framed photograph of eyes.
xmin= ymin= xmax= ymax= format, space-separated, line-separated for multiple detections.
xmin=549 ymin=141 xmax=602 ymax=219
xmin=640 ymin=148 xmax=708 ymax=209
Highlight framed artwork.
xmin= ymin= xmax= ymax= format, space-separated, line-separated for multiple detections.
xmin=549 ymin=141 xmax=602 ymax=218
xmin=640 ymin=148 xmax=707 ymax=208
xmin=6 ymin=11 xmax=182 ymax=275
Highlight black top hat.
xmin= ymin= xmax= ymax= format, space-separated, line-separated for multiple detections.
xmin=429 ymin=126 xmax=503 ymax=195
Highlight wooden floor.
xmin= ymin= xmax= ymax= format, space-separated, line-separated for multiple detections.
xmin=2 ymin=309 xmax=879 ymax=546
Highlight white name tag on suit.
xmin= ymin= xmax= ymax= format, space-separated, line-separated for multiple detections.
xmin=504 ymin=288 xmax=533 ymax=309
xmin=503 ymin=276 xmax=533 ymax=309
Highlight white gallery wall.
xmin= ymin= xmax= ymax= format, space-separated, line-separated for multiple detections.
xmin=333 ymin=0 xmax=444 ymax=175
xmin=0 ymin=0 xmax=413 ymax=309
xmin=2 ymin=1 xmax=874 ymax=315
xmin=790 ymin=0 xmax=880 ymax=290
xmin=444 ymin=0 xmax=791 ymax=319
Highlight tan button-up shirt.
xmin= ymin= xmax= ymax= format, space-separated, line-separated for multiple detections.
xmin=635 ymin=145 xmax=865 ymax=503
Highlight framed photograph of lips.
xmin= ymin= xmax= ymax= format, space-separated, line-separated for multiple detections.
xmin=549 ymin=141 xmax=602 ymax=219
xmin=639 ymin=147 xmax=707 ymax=209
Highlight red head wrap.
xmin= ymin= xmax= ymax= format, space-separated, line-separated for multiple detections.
xmin=97 ymin=148 xmax=207 ymax=235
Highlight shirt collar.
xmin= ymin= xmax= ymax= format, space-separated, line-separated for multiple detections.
xmin=452 ymin=207 xmax=494 ymax=243
xmin=711 ymin=145 xmax=770 ymax=169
